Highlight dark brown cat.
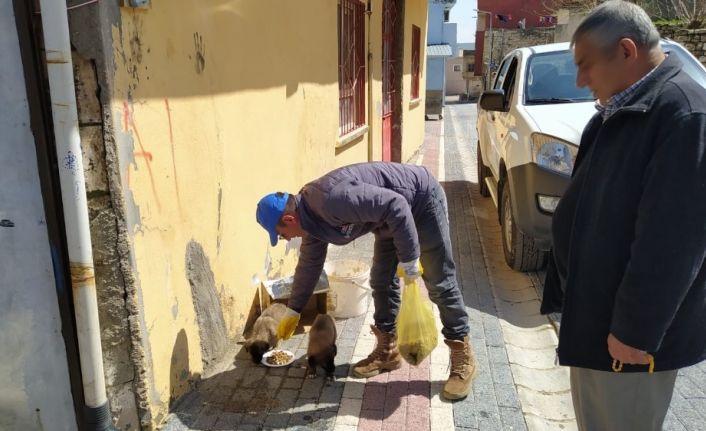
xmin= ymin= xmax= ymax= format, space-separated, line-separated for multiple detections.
xmin=244 ymin=303 xmax=288 ymax=364
xmin=307 ymin=313 xmax=338 ymax=379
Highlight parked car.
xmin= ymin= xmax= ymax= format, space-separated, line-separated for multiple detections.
xmin=476 ymin=40 xmax=706 ymax=272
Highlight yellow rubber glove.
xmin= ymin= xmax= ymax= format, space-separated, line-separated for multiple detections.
xmin=398 ymin=258 xmax=423 ymax=285
xmin=276 ymin=307 xmax=300 ymax=340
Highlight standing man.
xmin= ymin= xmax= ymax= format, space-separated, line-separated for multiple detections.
xmin=256 ymin=162 xmax=475 ymax=400
xmin=541 ymin=1 xmax=706 ymax=430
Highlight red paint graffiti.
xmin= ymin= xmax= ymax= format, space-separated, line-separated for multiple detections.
xmin=134 ymin=151 xmax=153 ymax=161
xmin=164 ymin=98 xmax=182 ymax=205
xmin=123 ymin=101 xmax=161 ymax=210
xmin=122 ymin=101 xmax=129 ymax=132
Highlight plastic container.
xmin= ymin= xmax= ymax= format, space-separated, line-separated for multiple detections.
xmin=323 ymin=260 xmax=372 ymax=318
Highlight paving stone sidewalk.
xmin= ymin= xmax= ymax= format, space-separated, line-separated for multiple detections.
xmin=162 ymin=108 xmax=529 ymax=431
xmin=162 ymin=101 xmax=706 ymax=431
xmin=454 ymin=100 xmax=706 ymax=431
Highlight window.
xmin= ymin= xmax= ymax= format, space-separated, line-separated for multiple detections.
xmin=503 ymin=58 xmax=518 ymax=106
xmin=493 ymin=58 xmax=511 ymax=90
xmin=453 ymin=64 xmax=461 ymax=72
xmin=444 ymin=10 xmax=450 ymax=22
xmin=411 ymin=25 xmax=421 ymax=100
xmin=467 ymin=63 xmax=474 ymax=72
xmin=338 ymin=0 xmax=366 ymax=136
xmin=525 ymin=51 xmax=593 ymax=104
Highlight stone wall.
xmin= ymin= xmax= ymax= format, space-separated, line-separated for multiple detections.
xmin=657 ymin=27 xmax=706 ymax=66
xmin=483 ymin=27 xmax=556 ymax=70
xmin=72 ymin=51 xmax=143 ymax=430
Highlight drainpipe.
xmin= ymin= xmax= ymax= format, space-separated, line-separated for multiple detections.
xmin=37 ymin=1 xmax=117 ymax=430
xmin=442 ymin=57 xmax=447 ymax=109
xmin=366 ymin=0 xmax=374 ymax=162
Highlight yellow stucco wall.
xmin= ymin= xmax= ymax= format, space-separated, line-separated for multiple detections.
xmin=401 ymin=0 xmax=429 ymax=162
xmin=108 ymin=0 xmax=427 ymax=425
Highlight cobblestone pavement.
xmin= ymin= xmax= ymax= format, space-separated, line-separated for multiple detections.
xmin=444 ymin=102 xmax=573 ymax=431
xmin=162 ymin=101 xmax=706 ymax=430
xmin=531 ymin=267 xmax=706 ymax=431
xmin=451 ymin=101 xmax=706 ymax=431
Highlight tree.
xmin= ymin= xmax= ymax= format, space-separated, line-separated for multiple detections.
xmin=544 ymin=0 xmax=704 ymax=27
xmin=543 ymin=0 xmax=598 ymax=13
xmin=638 ymin=0 xmax=705 ymax=27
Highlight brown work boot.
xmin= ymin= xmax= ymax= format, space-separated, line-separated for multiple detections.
xmin=443 ymin=336 xmax=476 ymax=400
xmin=352 ymin=325 xmax=402 ymax=378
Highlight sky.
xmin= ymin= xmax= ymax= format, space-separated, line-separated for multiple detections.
xmin=449 ymin=0 xmax=478 ymax=43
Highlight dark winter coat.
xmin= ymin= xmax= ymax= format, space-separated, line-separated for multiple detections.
xmin=542 ymin=54 xmax=706 ymax=372
xmin=289 ymin=162 xmax=434 ymax=312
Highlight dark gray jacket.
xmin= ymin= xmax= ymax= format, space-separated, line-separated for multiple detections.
xmin=541 ymin=55 xmax=706 ymax=371
xmin=289 ymin=162 xmax=434 ymax=312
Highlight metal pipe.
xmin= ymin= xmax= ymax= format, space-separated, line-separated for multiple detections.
xmin=37 ymin=0 xmax=116 ymax=429
xmin=366 ymin=0 xmax=374 ymax=162
xmin=475 ymin=8 xmax=493 ymax=89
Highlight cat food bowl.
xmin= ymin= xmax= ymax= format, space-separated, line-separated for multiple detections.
xmin=261 ymin=349 xmax=295 ymax=367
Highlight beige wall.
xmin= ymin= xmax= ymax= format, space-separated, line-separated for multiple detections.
xmin=555 ymin=9 xmax=588 ymax=43
xmin=401 ymin=0 xmax=429 ymax=162
xmin=105 ymin=0 xmax=428 ymax=426
xmin=445 ymin=57 xmax=467 ymax=95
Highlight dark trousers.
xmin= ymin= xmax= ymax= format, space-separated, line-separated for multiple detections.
xmin=369 ymin=181 xmax=470 ymax=340
xmin=570 ymin=367 xmax=678 ymax=431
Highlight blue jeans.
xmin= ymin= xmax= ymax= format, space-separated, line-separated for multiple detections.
xmin=369 ymin=181 xmax=470 ymax=340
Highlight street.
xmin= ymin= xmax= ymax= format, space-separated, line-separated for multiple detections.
xmin=6 ymin=1 xmax=706 ymax=429
xmin=163 ymin=102 xmax=706 ymax=431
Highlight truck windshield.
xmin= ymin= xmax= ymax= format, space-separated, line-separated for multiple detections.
xmin=525 ymin=50 xmax=594 ymax=104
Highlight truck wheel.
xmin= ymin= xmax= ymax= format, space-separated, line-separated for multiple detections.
xmin=500 ymin=180 xmax=547 ymax=272
xmin=477 ymin=141 xmax=491 ymax=197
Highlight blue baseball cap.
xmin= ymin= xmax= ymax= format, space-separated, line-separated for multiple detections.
xmin=256 ymin=192 xmax=289 ymax=246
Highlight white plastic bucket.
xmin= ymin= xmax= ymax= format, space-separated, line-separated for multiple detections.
xmin=324 ymin=260 xmax=372 ymax=318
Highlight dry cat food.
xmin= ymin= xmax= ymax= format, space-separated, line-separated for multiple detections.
xmin=266 ymin=350 xmax=293 ymax=365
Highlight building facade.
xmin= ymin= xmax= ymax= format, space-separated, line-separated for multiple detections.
xmin=474 ymin=0 xmax=555 ymax=80
xmin=425 ymin=0 xmax=457 ymax=117
xmin=445 ymin=42 xmax=483 ymax=98
xmin=3 ymin=0 xmax=430 ymax=429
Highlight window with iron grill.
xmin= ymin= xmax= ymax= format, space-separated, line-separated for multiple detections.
xmin=338 ymin=0 xmax=366 ymax=136
xmin=411 ymin=25 xmax=421 ymax=100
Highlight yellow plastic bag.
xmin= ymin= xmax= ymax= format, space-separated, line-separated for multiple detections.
xmin=396 ymin=279 xmax=438 ymax=366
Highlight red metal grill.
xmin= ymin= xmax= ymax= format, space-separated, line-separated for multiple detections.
xmin=338 ymin=0 xmax=366 ymax=136
xmin=382 ymin=0 xmax=399 ymax=161
xmin=411 ymin=25 xmax=421 ymax=100
xmin=382 ymin=0 xmax=398 ymax=118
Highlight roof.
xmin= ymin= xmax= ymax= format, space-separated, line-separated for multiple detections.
xmin=521 ymin=38 xmax=687 ymax=55
xmin=516 ymin=41 xmax=572 ymax=55
xmin=427 ymin=44 xmax=453 ymax=57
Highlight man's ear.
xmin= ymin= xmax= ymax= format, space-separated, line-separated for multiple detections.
xmin=281 ymin=214 xmax=296 ymax=224
xmin=619 ymin=38 xmax=638 ymax=61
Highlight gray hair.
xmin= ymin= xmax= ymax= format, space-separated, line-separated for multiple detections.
xmin=572 ymin=0 xmax=660 ymax=53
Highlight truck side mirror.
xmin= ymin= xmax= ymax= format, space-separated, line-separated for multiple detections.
xmin=479 ymin=89 xmax=507 ymax=112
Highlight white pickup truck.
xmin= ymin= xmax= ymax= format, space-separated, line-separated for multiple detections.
xmin=476 ymin=40 xmax=706 ymax=271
